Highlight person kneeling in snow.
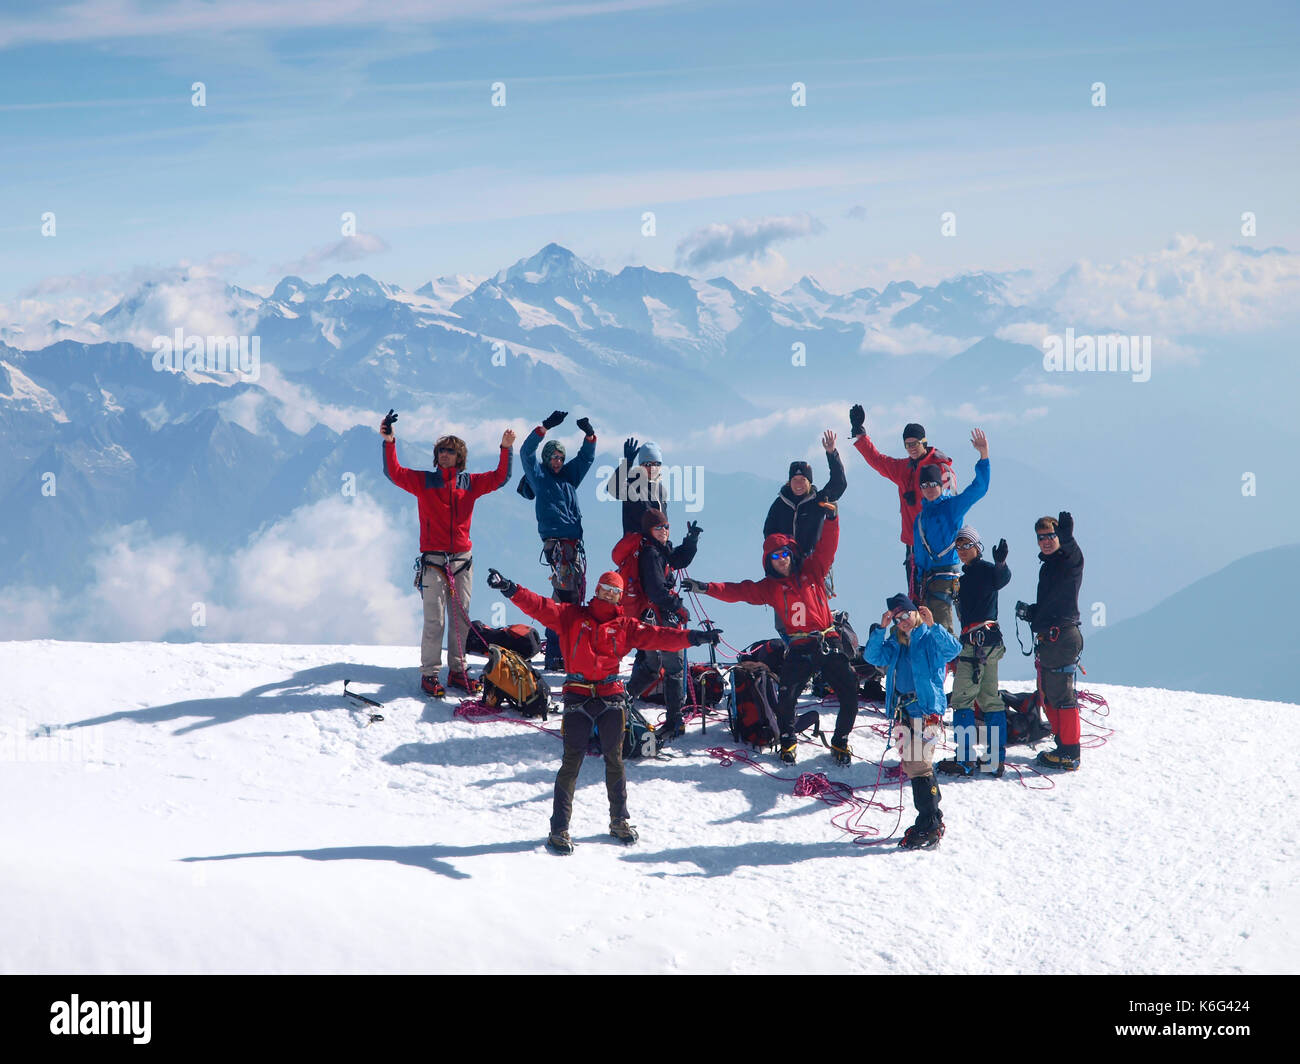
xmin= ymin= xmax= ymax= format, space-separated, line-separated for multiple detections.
xmin=682 ymin=499 xmax=859 ymax=767
xmin=486 ymin=567 xmax=720 ymax=855
xmin=865 ymin=595 xmax=961 ymax=850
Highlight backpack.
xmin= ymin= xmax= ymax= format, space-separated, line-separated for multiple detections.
xmin=591 ymin=702 xmax=660 ymax=759
xmin=727 ymin=661 xmax=783 ymax=749
xmin=738 ymin=638 xmax=786 ymax=674
xmin=831 ymin=610 xmax=861 ymax=660
xmin=611 ymin=531 xmax=650 ymax=620
xmin=480 ymin=646 xmax=551 ymax=719
xmin=516 ymin=473 xmax=536 ymax=501
xmin=467 ymin=620 xmax=542 ymax=659
xmin=978 ymin=689 xmax=1053 ymax=746
xmin=688 ymin=663 xmax=726 ymax=708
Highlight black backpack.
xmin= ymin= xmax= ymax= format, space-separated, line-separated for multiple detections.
xmin=467 ymin=620 xmax=542 ymax=659
xmin=978 ymin=689 xmax=1054 ymax=746
xmin=738 ymin=638 xmax=786 ymax=673
xmin=727 ymin=662 xmax=783 ymax=748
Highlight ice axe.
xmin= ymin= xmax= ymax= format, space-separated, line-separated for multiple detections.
xmin=344 ymin=679 xmax=385 ymax=724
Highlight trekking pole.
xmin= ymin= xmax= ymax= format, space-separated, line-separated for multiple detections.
xmin=700 ymin=619 xmax=720 ymax=734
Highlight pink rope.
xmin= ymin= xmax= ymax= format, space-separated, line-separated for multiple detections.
xmin=452 ymin=698 xmax=561 ymax=738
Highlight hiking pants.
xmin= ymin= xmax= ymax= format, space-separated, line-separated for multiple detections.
xmin=920 ymin=570 xmax=959 ymax=635
xmin=892 ymin=712 xmax=941 ymax=780
xmin=628 ymin=646 xmax=685 ymax=725
xmin=951 ymin=642 xmax=1007 ymax=764
xmin=420 ymin=557 xmax=472 ymax=675
xmin=542 ymin=539 xmax=585 ymax=667
xmin=774 ymin=640 xmax=859 ymax=741
xmin=1037 ymin=624 xmax=1083 ymax=745
xmin=551 ymin=697 xmax=627 ymax=833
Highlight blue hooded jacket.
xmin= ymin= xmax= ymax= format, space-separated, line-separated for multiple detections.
xmin=521 ymin=428 xmax=596 ymax=540
xmin=864 ymin=622 xmax=961 ymax=718
xmin=912 ymin=457 xmax=990 ymax=574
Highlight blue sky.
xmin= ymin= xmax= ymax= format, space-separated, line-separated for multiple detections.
xmin=1 ymin=0 xmax=1298 ymax=299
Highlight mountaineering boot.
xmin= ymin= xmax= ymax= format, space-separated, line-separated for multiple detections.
xmin=936 ymin=757 xmax=976 ymax=777
xmin=420 ymin=674 xmax=446 ymax=698
xmin=829 ymin=735 xmax=853 ymax=767
xmin=608 ymin=818 xmax=639 ymax=845
xmin=546 ymin=831 xmax=575 ymax=855
xmin=779 ymin=734 xmax=798 ymax=765
xmin=658 ymin=717 xmax=686 ymax=745
xmin=445 ymin=670 xmax=481 ymax=695
xmin=899 ymin=775 xmax=943 ymax=850
xmin=1035 ymin=743 xmax=1080 ymax=771
xmin=976 ymin=756 xmax=1006 ymax=778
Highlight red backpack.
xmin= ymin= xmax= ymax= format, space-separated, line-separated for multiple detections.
xmin=611 ymin=531 xmax=650 ymax=620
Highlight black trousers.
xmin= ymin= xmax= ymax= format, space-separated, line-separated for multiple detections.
xmin=550 ymin=696 xmax=627 ymax=833
xmin=774 ymin=641 xmax=860 ymax=742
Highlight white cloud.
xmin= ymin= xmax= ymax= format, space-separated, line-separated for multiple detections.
xmin=676 ymin=213 xmax=825 ymax=272
xmin=278 ymin=233 xmax=391 ymax=278
xmin=1046 ymin=235 xmax=1300 ymax=334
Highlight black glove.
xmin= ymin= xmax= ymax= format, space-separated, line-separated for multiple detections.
xmin=680 ymin=577 xmax=707 ymax=593
xmin=1057 ymin=511 xmax=1074 ymax=539
xmin=685 ymin=520 xmax=702 ymax=542
xmin=575 ymin=416 xmax=594 ymax=437
xmin=541 ymin=410 xmax=567 ymax=430
xmin=689 ymin=628 xmax=722 ymax=647
xmin=381 ymin=408 xmax=398 ymax=435
xmin=992 ymin=538 xmax=1008 ymax=565
xmin=903 ymin=490 xmax=917 ymax=507
xmin=487 ymin=568 xmax=518 ymax=598
xmin=623 ymin=436 xmax=640 ymax=463
xmin=1014 ymin=600 xmax=1033 ymax=622
xmin=849 ymin=403 xmax=866 ymax=437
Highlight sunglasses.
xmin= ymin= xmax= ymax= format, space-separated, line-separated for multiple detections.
xmin=436 ymin=447 xmax=457 ymax=455
xmin=1037 ymin=531 xmax=1058 ymax=541
xmin=769 ymin=550 xmax=792 ymax=561
xmin=596 ymin=584 xmax=623 ymax=597
xmin=653 ymin=524 xmax=670 ymax=532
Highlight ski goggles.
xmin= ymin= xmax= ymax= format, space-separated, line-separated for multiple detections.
xmin=595 ymin=582 xmax=624 ymax=598
xmin=1036 ymin=531 xmax=1059 ymax=541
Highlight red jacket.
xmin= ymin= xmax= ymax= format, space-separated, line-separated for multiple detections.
xmin=383 ymin=439 xmax=511 ymax=553
xmin=852 ymin=435 xmax=954 ymax=544
xmin=508 ymin=586 xmax=692 ymax=690
xmin=703 ymin=515 xmax=839 ymax=634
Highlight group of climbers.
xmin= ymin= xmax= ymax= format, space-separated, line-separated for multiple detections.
xmin=381 ymin=401 xmax=1087 ymax=855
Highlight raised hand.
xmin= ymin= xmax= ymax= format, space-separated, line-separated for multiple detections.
xmin=685 ymin=520 xmax=702 ymax=541
xmin=970 ymin=427 xmax=989 ymax=459
xmin=500 ymin=428 xmax=517 ymax=449
xmin=541 ymin=410 xmax=567 ymax=430
xmin=380 ymin=408 xmax=398 ymax=438
xmin=849 ymin=404 xmax=865 ymax=437
xmin=487 ymin=568 xmax=518 ymax=597
xmin=917 ymin=605 xmax=935 ymax=626
xmin=822 ymin=429 xmax=837 ymax=452
xmin=575 ymin=416 xmax=594 ymax=437
xmin=992 ymin=538 xmax=1008 ymax=565
xmin=1057 ymin=511 xmax=1073 ymax=539
xmin=623 ymin=436 xmax=640 ymax=463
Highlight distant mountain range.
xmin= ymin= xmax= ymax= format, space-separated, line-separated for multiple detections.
xmin=2 ymin=244 xmax=1295 ymax=703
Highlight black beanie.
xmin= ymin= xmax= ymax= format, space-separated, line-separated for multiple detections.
xmin=903 ymin=423 xmax=926 ymax=442
xmin=886 ymin=593 xmax=917 ymax=615
xmin=918 ymin=464 xmax=944 ymax=486
xmin=788 ymin=460 xmax=813 ymax=481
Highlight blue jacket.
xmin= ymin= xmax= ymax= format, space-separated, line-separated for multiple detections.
xmin=865 ymin=623 xmax=961 ymax=718
xmin=521 ymin=428 xmax=596 ymax=540
xmin=912 ymin=457 xmax=990 ymax=574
